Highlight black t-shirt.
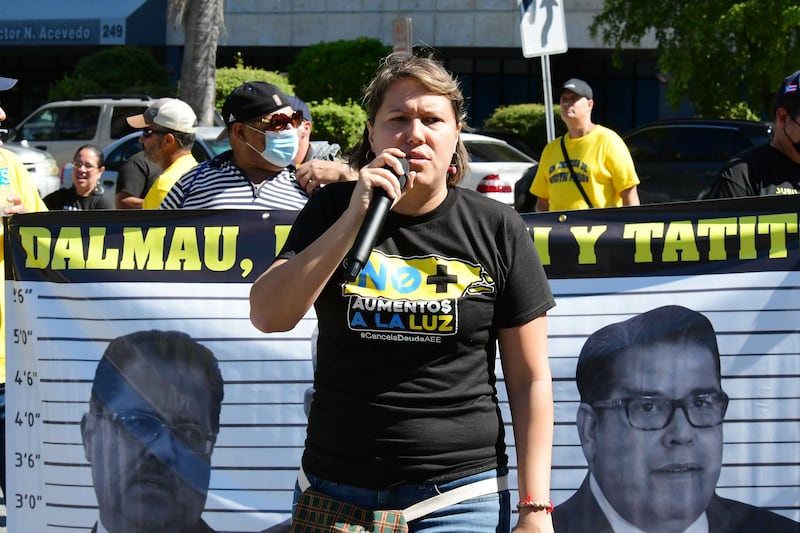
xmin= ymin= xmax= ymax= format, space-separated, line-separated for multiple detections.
xmin=278 ymin=183 xmax=555 ymax=487
xmin=115 ymin=151 xmax=161 ymax=197
xmin=706 ymin=143 xmax=800 ymax=198
xmin=43 ymin=186 xmax=113 ymax=210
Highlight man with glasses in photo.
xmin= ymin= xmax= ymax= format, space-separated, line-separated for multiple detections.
xmin=159 ymin=82 xmax=309 ymax=210
xmin=124 ymin=98 xmax=199 ymax=209
xmin=706 ymin=68 xmax=800 ymax=198
xmin=554 ymin=305 xmax=798 ymax=533
xmin=80 ymin=330 xmax=224 ymax=533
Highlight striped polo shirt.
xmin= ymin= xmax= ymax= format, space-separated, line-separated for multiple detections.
xmin=160 ymin=150 xmax=309 ymax=210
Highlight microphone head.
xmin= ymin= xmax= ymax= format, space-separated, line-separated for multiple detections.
xmin=385 ymin=158 xmax=409 ymax=190
xmin=343 ymin=157 xmax=410 ymax=284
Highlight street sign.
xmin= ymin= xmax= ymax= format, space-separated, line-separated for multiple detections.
xmin=519 ymin=0 xmax=568 ymax=58
xmin=392 ymin=17 xmax=412 ymax=55
xmin=519 ymin=0 xmax=568 ymax=142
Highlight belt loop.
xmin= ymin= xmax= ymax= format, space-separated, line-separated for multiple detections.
xmin=297 ymin=466 xmax=311 ymax=492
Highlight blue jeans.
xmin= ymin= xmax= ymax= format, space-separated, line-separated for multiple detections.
xmin=293 ymin=467 xmax=510 ymax=533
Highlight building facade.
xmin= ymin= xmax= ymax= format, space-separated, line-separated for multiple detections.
xmin=1 ymin=0 xmax=680 ymax=136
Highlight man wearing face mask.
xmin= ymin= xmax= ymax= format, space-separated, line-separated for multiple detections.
xmin=159 ymin=82 xmax=309 ymax=210
xmin=705 ymin=68 xmax=800 ymax=198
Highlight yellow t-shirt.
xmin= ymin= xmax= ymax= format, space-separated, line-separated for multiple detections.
xmin=530 ymin=125 xmax=640 ymax=211
xmin=0 ymin=148 xmax=48 ymax=384
xmin=142 ymin=153 xmax=198 ymax=209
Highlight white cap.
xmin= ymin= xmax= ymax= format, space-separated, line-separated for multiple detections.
xmin=127 ymin=98 xmax=197 ymax=134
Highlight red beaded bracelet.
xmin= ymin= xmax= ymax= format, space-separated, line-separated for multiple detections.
xmin=516 ymin=496 xmax=554 ymax=513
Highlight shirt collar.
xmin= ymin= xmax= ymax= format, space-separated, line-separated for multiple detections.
xmin=589 ymin=474 xmax=709 ymax=533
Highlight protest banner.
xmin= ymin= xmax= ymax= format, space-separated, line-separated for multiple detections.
xmin=4 ymin=197 xmax=798 ymax=531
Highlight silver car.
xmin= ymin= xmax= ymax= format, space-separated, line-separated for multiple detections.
xmin=0 ymin=140 xmax=60 ymax=197
xmin=3 ymin=96 xmax=152 ymax=168
xmin=461 ymin=132 xmax=537 ymax=206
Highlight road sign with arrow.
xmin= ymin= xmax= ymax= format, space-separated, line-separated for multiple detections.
xmin=519 ymin=0 xmax=568 ymax=57
xmin=518 ymin=0 xmax=569 ymax=143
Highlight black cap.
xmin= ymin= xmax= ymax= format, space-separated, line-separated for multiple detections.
xmin=284 ymin=95 xmax=312 ymax=123
xmin=221 ymin=81 xmax=291 ymax=126
xmin=560 ymin=78 xmax=593 ymax=100
xmin=776 ymin=68 xmax=800 ymax=107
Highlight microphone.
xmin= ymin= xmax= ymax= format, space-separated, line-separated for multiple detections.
xmin=342 ymin=158 xmax=409 ymax=283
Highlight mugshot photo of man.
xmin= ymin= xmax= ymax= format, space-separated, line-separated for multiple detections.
xmin=80 ymin=330 xmax=224 ymax=533
xmin=554 ymin=305 xmax=799 ymax=533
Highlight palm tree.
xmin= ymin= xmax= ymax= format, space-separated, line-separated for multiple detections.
xmin=169 ymin=0 xmax=225 ymax=126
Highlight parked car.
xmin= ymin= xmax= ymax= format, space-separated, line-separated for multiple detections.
xmin=59 ymin=126 xmax=232 ymax=203
xmin=622 ymin=118 xmax=774 ymax=203
xmin=1 ymin=95 xmax=153 ymax=168
xmin=513 ymin=164 xmax=539 ymax=213
xmin=472 ymin=129 xmax=539 ymax=159
xmin=60 ymin=130 xmax=533 ymax=207
xmin=0 ymin=140 xmax=60 ymax=197
xmin=461 ymin=132 xmax=537 ymax=206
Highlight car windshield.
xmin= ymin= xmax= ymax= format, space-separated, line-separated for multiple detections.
xmin=110 ymin=106 xmax=149 ymax=139
xmin=203 ymin=136 xmax=230 ymax=156
xmin=15 ymin=107 xmax=101 ymax=142
xmin=465 ymin=140 xmax=532 ymax=163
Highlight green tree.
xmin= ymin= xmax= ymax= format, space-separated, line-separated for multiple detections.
xmin=482 ymin=104 xmax=565 ymax=158
xmin=216 ymin=54 xmax=294 ymax=110
xmin=590 ymin=0 xmax=800 ymax=118
xmin=308 ymin=99 xmax=368 ymax=154
xmin=287 ymin=38 xmax=391 ymax=104
xmin=48 ymin=46 xmax=172 ymax=100
xmin=170 ymin=0 xmax=224 ymax=125
xmin=215 ymin=56 xmax=365 ymax=152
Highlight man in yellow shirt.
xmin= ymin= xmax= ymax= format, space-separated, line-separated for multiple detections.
xmin=531 ymin=78 xmax=640 ymax=211
xmin=127 ymin=98 xmax=199 ymax=209
xmin=0 ymin=75 xmax=48 ymax=499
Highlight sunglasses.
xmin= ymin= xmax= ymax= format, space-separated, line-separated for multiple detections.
xmin=252 ymin=110 xmax=303 ymax=132
xmin=141 ymin=128 xmax=171 ymax=138
xmin=72 ymin=161 xmax=99 ymax=171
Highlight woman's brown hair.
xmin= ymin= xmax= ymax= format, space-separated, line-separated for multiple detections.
xmin=349 ymin=52 xmax=470 ymax=186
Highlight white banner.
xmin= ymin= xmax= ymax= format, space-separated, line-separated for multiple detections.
xmin=4 ymin=199 xmax=799 ymax=531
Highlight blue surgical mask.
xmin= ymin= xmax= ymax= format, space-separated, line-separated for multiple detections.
xmin=245 ymin=125 xmax=299 ymax=168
